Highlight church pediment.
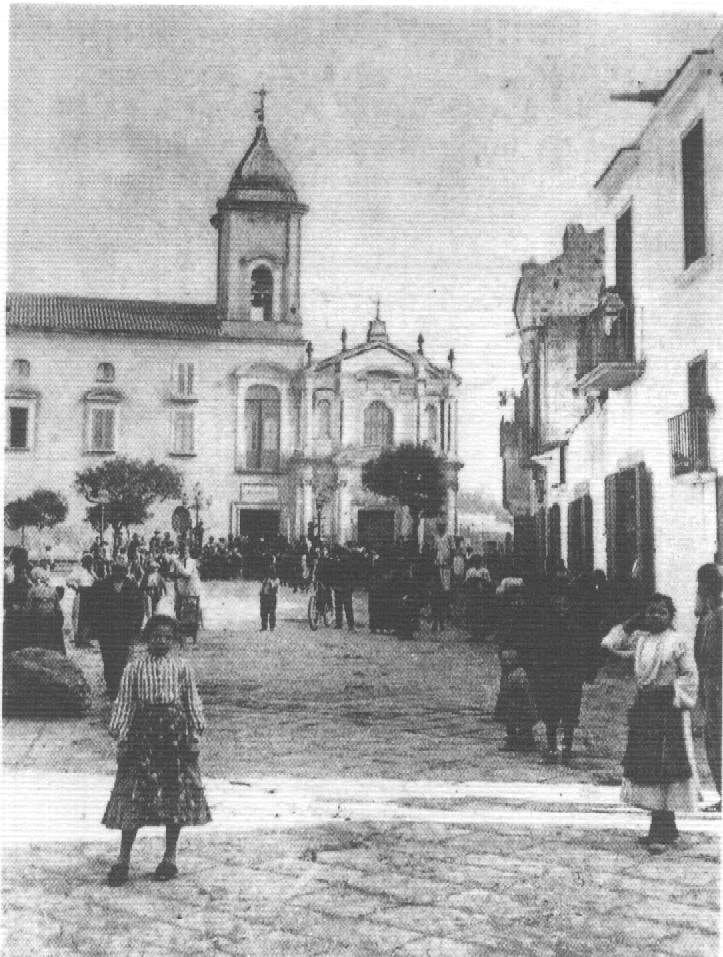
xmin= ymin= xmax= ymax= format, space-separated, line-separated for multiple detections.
xmin=340 ymin=344 xmax=415 ymax=379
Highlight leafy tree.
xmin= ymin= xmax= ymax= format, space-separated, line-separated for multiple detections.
xmin=5 ymin=489 xmax=68 ymax=545
xmin=74 ymin=458 xmax=184 ymax=544
xmin=362 ymin=442 xmax=447 ymax=547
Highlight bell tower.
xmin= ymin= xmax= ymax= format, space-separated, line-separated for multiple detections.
xmin=212 ymin=90 xmax=308 ymax=337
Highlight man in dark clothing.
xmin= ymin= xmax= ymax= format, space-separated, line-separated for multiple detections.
xmin=94 ymin=561 xmax=144 ymax=697
xmin=332 ymin=547 xmax=355 ymax=631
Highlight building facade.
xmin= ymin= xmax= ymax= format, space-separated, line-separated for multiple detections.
xmin=501 ymin=31 xmax=723 ymax=629
xmin=6 ymin=106 xmax=461 ymax=549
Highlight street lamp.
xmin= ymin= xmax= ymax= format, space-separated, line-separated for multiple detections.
xmin=87 ymin=490 xmax=111 ymax=539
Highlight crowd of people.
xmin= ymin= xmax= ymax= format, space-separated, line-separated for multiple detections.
xmin=4 ymin=523 xmax=721 ymax=871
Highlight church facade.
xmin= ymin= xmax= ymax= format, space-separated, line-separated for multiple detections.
xmin=6 ymin=105 xmax=461 ymax=548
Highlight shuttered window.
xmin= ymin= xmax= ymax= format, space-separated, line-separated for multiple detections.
xmin=567 ymin=493 xmax=593 ymax=577
xmin=547 ymin=503 xmax=561 ymax=573
xmin=90 ymin=407 xmax=116 ymax=452
xmin=682 ymin=119 xmax=705 ymax=268
xmin=604 ymin=464 xmax=654 ymax=595
xmin=245 ymin=385 xmax=280 ymax=471
xmin=172 ymin=410 xmax=195 ymax=454
xmin=8 ymin=407 xmax=29 ymax=449
xmin=615 ymin=206 xmax=633 ymax=312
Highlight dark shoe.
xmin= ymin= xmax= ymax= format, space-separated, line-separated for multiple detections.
xmin=152 ymin=860 xmax=178 ymax=882
xmin=107 ymin=862 xmax=129 ymax=886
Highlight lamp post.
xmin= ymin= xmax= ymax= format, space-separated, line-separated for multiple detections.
xmin=86 ymin=490 xmax=112 ymax=561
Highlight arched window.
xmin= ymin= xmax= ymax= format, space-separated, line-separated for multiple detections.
xmin=251 ymin=265 xmax=273 ymax=322
xmin=315 ymin=397 xmax=332 ymax=439
xmin=96 ymin=362 xmax=115 ymax=383
xmin=426 ymin=404 xmax=438 ymax=445
xmin=12 ymin=359 xmax=30 ymax=379
xmin=364 ymin=401 xmax=393 ymax=447
xmin=245 ymin=384 xmax=280 ymax=471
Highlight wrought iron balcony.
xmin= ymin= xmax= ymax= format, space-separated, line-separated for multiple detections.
xmin=668 ymin=408 xmax=710 ymax=477
xmin=576 ymin=306 xmax=642 ymax=392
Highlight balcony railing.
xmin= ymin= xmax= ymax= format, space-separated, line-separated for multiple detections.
xmin=668 ymin=408 xmax=710 ymax=477
xmin=576 ymin=307 xmax=640 ymax=391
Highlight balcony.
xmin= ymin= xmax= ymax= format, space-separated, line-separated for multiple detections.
xmin=576 ymin=307 xmax=642 ymax=393
xmin=668 ymin=408 xmax=711 ymax=477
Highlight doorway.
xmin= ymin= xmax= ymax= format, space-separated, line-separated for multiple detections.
xmin=357 ymin=510 xmax=395 ymax=548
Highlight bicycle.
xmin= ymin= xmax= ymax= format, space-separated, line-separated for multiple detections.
xmin=308 ymin=580 xmax=332 ymax=630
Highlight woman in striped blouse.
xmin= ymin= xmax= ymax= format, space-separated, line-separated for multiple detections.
xmin=103 ymin=599 xmax=211 ymax=886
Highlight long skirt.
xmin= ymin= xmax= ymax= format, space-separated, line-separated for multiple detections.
xmin=175 ymin=595 xmax=201 ymax=643
xmin=102 ymin=703 xmax=211 ymax=830
xmin=621 ymin=685 xmax=698 ymax=812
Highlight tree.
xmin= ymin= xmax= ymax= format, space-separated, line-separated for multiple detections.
xmin=5 ymin=489 xmax=68 ymax=545
xmin=362 ymin=442 xmax=447 ymax=547
xmin=74 ymin=458 xmax=184 ymax=544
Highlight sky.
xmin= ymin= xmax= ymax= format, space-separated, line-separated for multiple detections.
xmin=6 ymin=5 xmax=721 ymax=498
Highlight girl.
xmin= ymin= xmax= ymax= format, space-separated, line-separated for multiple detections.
xmin=494 ymin=580 xmax=538 ymax=752
xmin=602 ymin=594 xmax=698 ymax=853
xmin=102 ymin=599 xmax=211 ymax=885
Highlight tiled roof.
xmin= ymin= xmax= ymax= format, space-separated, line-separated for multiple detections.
xmin=6 ymin=293 xmax=221 ymax=339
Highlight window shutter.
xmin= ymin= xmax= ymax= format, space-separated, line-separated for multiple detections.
xmin=604 ymin=473 xmax=617 ymax=582
xmin=682 ymin=119 xmax=705 ymax=268
xmin=582 ymin=493 xmax=594 ymax=573
xmin=635 ymin=463 xmax=655 ymax=596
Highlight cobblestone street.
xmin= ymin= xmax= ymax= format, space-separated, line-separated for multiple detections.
xmin=3 ymin=583 xmax=720 ymax=955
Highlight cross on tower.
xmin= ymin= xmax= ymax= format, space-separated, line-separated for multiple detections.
xmin=254 ymin=87 xmax=268 ymax=125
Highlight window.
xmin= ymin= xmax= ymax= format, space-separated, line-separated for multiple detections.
xmin=96 ymin=362 xmax=115 ymax=383
xmin=688 ymin=355 xmax=708 ymax=409
xmin=251 ymin=266 xmax=273 ymax=322
xmin=547 ymin=503 xmax=561 ymax=574
xmin=426 ymin=404 xmax=438 ymax=445
xmin=245 ymin=384 xmax=280 ymax=471
xmin=89 ymin=407 xmax=116 ymax=452
xmin=364 ymin=401 xmax=393 ymax=447
xmin=174 ymin=362 xmax=195 ymax=397
xmin=7 ymin=406 xmax=29 ymax=449
xmin=172 ymin=409 xmax=195 ymax=455
xmin=682 ymin=119 xmax=705 ymax=268
xmin=604 ymin=463 xmax=654 ymax=596
xmin=314 ymin=397 xmax=332 ymax=439
xmin=11 ymin=359 xmax=30 ymax=379
xmin=567 ymin=494 xmax=593 ymax=577
xmin=615 ymin=206 xmax=633 ymax=312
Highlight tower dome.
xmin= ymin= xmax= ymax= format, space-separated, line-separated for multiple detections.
xmin=225 ymin=123 xmax=298 ymax=203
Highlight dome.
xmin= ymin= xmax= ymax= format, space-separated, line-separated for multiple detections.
xmin=225 ymin=124 xmax=298 ymax=203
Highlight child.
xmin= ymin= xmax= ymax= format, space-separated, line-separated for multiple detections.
xmin=602 ymin=594 xmax=698 ymax=853
xmin=102 ymin=598 xmax=211 ymax=885
xmin=494 ymin=580 xmax=537 ymax=751
xmin=260 ymin=564 xmax=280 ymax=631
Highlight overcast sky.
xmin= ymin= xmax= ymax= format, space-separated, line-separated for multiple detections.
xmin=7 ymin=6 xmax=721 ymax=497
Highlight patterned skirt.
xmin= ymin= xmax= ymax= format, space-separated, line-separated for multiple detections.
xmin=102 ymin=703 xmax=211 ymax=830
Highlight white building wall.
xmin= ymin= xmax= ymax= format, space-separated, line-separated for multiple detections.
xmin=5 ymin=330 xmax=305 ymax=543
xmin=556 ymin=47 xmax=723 ymax=632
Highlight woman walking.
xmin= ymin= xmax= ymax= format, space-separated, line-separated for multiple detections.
xmin=102 ymin=599 xmax=211 ymax=885
xmin=602 ymin=594 xmax=698 ymax=853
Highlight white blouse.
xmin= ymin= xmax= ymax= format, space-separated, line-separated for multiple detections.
xmin=602 ymin=624 xmax=698 ymax=710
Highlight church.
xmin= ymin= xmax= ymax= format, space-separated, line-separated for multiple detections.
xmin=6 ymin=98 xmax=461 ymax=549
